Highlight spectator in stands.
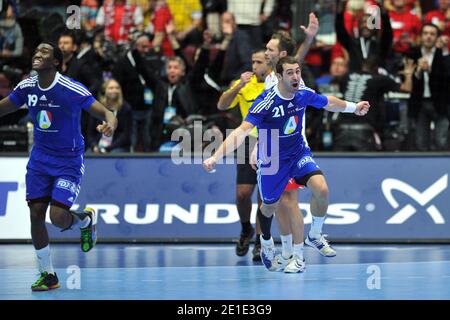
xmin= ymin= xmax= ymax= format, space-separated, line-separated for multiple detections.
xmin=336 ymin=0 xmax=393 ymax=72
xmin=342 ymin=0 xmax=377 ymax=35
xmin=424 ymin=0 xmax=450 ymax=52
xmin=88 ymin=79 xmax=131 ymax=153
xmin=190 ymin=29 xmax=228 ymax=116
xmin=409 ymin=23 xmax=450 ymax=151
xmin=166 ymin=0 xmax=203 ymax=46
xmin=58 ymin=31 xmax=102 ymax=97
xmin=80 ymin=0 xmax=100 ymax=34
xmin=201 ymin=0 xmax=227 ymax=39
xmin=112 ymin=33 xmax=155 ymax=152
xmin=145 ymin=0 xmax=175 ymax=57
xmin=316 ymin=55 xmax=349 ymax=96
xmin=96 ymin=0 xmax=144 ymax=45
xmin=219 ymin=11 xmax=253 ymax=86
xmin=92 ymin=30 xmax=120 ymax=78
xmin=227 ymin=0 xmax=275 ymax=50
xmin=0 ymin=4 xmax=23 ymax=60
xmin=310 ymin=55 xmax=349 ymax=150
xmin=388 ymin=0 xmax=422 ymax=54
xmin=272 ymin=0 xmax=293 ymax=32
xmin=331 ymin=56 xmax=415 ymax=151
xmin=384 ymin=0 xmax=422 ymax=18
xmin=150 ymin=55 xmax=199 ymax=149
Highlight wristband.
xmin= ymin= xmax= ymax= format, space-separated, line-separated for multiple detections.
xmin=343 ymin=101 xmax=357 ymax=113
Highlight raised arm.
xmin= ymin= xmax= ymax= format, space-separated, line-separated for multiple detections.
xmin=203 ymin=121 xmax=255 ymax=172
xmin=295 ymin=12 xmax=320 ymax=64
xmin=379 ymin=6 xmax=393 ymax=59
xmin=335 ymin=0 xmax=352 ymax=49
xmin=87 ymin=100 xmax=118 ymax=137
xmin=217 ymin=72 xmax=253 ymax=110
xmin=0 ymin=97 xmax=19 ymax=118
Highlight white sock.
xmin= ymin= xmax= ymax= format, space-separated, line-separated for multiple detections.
xmin=309 ymin=216 xmax=326 ymax=238
xmin=280 ymin=234 xmax=293 ymax=259
xmin=35 ymin=245 xmax=54 ymax=274
xmin=260 ymin=235 xmax=274 ymax=247
xmin=293 ymin=243 xmax=304 ymax=260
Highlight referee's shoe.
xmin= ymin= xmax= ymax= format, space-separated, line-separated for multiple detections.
xmin=236 ymin=226 xmax=254 ymax=256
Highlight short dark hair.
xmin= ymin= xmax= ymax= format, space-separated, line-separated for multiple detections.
xmin=276 ymin=56 xmax=299 ymax=75
xmin=421 ymin=23 xmax=441 ymax=37
xmin=58 ymin=30 xmax=77 ymax=45
xmin=41 ymin=42 xmax=63 ymax=71
xmin=252 ymin=47 xmax=266 ymax=55
xmin=271 ymin=31 xmax=296 ymax=55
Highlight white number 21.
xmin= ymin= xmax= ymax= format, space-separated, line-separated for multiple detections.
xmin=272 ymin=106 xmax=285 ymax=118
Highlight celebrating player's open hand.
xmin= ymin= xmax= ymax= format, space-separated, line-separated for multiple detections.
xmin=97 ymin=121 xmax=115 ymax=137
xmin=300 ymin=13 xmax=319 ymax=38
xmin=203 ymin=157 xmax=217 ymax=172
xmin=355 ymin=101 xmax=370 ymax=116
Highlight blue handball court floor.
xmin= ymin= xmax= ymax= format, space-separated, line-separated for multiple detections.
xmin=1 ymin=243 xmax=450 ymax=300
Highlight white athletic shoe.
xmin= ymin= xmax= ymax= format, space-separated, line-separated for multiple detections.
xmin=283 ymin=255 xmax=306 ymax=273
xmin=260 ymin=242 xmax=279 ymax=271
xmin=305 ymin=234 xmax=336 ymax=257
xmin=273 ymin=254 xmax=291 ymax=271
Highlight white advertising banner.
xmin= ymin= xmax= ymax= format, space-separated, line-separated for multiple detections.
xmin=0 ymin=158 xmax=31 ymax=239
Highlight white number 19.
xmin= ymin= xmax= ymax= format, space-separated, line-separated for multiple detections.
xmin=27 ymin=94 xmax=38 ymax=107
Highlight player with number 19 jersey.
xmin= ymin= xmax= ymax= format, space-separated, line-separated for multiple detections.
xmin=8 ymin=72 xmax=95 ymax=156
xmin=8 ymin=72 xmax=95 ymax=208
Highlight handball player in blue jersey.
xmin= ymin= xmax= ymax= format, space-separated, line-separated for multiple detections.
xmin=0 ymin=43 xmax=117 ymax=291
xmin=204 ymin=56 xmax=370 ymax=271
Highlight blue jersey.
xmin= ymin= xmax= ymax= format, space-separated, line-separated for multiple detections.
xmin=8 ymin=72 xmax=95 ymax=156
xmin=245 ymin=85 xmax=328 ymax=160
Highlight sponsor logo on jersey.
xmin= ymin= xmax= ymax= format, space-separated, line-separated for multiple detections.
xmin=36 ymin=111 xmax=52 ymax=129
xmin=283 ymin=116 xmax=299 ymax=134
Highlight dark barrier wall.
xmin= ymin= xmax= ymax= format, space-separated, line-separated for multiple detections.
xmin=1 ymin=156 xmax=449 ymax=241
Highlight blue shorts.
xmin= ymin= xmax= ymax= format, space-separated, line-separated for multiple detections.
xmin=26 ymin=147 xmax=84 ymax=208
xmin=257 ymin=148 xmax=322 ymax=204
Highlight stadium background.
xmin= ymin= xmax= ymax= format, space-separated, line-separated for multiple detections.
xmin=0 ymin=0 xmax=449 ymax=243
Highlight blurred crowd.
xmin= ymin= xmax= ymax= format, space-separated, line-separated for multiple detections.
xmin=0 ymin=0 xmax=449 ymax=153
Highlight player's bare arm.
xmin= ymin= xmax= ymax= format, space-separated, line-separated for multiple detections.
xmin=217 ymin=72 xmax=253 ymax=110
xmin=295 ymin=12 xmax=319 ymax=64
xmin=325 ymin=96 xmax=371 ymax=116
xmin=203 ymin=121 xmax=255 ymax=172
xmin=0 ymin=97 xmax=19 ymax=118
xmin=87 ymin=100 xmax=118 ymax=137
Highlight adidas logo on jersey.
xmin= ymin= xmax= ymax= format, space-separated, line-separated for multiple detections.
xmin=39 ymin=95 xmax=47 ymax=101
xmin=288 ymin=102 xmax=294 ymax=108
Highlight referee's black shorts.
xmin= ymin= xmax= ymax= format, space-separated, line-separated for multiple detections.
xmin=236 ymin=136 xmax=257 ymax=185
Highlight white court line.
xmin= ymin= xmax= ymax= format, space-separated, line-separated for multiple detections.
xmin=3 ymin=260 xmax=450 ymax=272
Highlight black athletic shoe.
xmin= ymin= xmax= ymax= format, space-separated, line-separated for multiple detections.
xmin=235 ymin=227 xmax=255 ymax=256
xmin=252 ymin=242 xmax=261 ymax=261
xmin=31 ymin=272 xmax=60 ymax=291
